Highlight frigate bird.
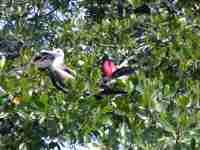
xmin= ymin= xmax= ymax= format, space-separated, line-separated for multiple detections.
xmin=79 ymin=55 xmax=135 ymax=100
xmin=93 ymin=56 xmax=136 ymax=99
xmin=33 ymin=48 xmax=76 ymax=93
xmin=101 ymin=56 xmax=135 ymax=83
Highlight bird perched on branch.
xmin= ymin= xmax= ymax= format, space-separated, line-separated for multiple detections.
xmin=101 ymin=56 xmax=135 ymax=84
xmin=33 ymin=48 xmax=76 ymax=93
xmin=94 ymin=55 xmax=136 ymax=99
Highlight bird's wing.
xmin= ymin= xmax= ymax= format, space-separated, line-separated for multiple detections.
xmin=47 ymin=68 xmax=68 ymax=93
xmin=58 ymin=64 xmax=76 ymax=78
xmin=94 ymin=85 xmax=127 ymax=100
xmin=112 ymin=67 xmax=135 ymax=78
xmin=60 ymin=64 xmax=76 ymax=76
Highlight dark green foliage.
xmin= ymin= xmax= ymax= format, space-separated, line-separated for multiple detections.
xmin=0 ymin=0 xmax=200 ymax=149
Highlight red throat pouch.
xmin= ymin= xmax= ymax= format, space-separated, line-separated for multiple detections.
xmin=102 ymin=59 xmax=117 ymax=77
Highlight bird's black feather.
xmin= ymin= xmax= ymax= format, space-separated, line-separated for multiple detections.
xmin=112 ymin=67 xmax=135 ymax=78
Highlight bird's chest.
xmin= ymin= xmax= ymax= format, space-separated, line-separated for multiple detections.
xmin=102 ymin=60 xmax=117 ymax=77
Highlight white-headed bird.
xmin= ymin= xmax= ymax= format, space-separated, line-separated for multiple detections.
xmin=33 ymin=48 xmax=75 ymax=93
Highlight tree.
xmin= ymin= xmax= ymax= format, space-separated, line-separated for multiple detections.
xmin=0 ymin=0 xmax=200 ymax=149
